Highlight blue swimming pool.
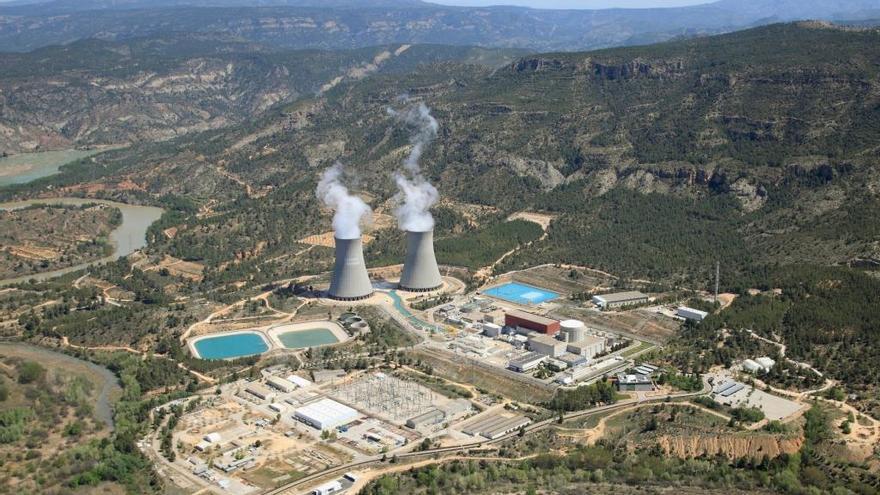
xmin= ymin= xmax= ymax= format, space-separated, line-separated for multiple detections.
xmin=483 ymin=282 xmax=559 ymax=305
xmin=193 ymin=332 xmax=269 ymax=360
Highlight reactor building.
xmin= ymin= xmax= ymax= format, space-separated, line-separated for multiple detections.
xmin=328 ymin=237 xmax=373 ymax=301
xmin=399 ymin=229 xmax=442 ymax=292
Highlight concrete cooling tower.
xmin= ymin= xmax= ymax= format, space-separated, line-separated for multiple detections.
xmin=399 ymin=230 xmax=442 ymax=292
xmin=328 ymin=237 xmax=373 ymax=301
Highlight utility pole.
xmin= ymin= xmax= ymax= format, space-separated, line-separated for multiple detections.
xmin=714 ymin=261 xmax=720 ymax=304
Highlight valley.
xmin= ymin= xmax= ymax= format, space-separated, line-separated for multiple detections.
xmin=0 ymin=10 xmax=877 ymax=495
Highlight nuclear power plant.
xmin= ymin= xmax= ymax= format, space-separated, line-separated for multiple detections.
xmin=328 ymin=237 xmax=373 ymax=301
xmin=399 ymin=230 xmax=443 ymax=292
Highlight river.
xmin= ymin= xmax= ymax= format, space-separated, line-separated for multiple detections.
xmin=0 ymin=149 xmax=108 ymax=187
xmin=0 ymin=342 xmax=121 ymax=429
xmin=0 ymin=198 xmax=165 ymax=285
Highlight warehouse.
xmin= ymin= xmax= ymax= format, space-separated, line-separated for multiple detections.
xmin=286 ymin=375 xmax=312 ymax=388
xmin=508 ymin=352 xmax=547 ymax=372
xmin=528 ymin=334 xmax=566 ymax=357
xmin=566 ymin=335 xmax=606 ymax=359
xmin=266 ymin=375 xmax=297 ymax=393
xmin=591 ymin=291 xmax=648 ymax=310
xmin=615 ymin=373 xmax=654 ymax=392
xmin=294 ymin=398 xmax=359 ymax=430
xmin=505 ymin=309 xmax=560 ymax=335
xmin=406 ymin=408 xmax=445 ymax=429
xmin=462 ymin=413 xmax=531 ymax=440
xmin=677 ymin=306 xmax=709 ymax=321
xmin=245 ymin=382 xmax=276 ymax=402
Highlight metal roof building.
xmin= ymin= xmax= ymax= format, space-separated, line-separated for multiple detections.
xmin=406 ymin=408 xmax=446 ymax=429
xmin=591 ymin=291 xmax=648 ymax=309
xmin=245 ymin=382 xmax=276 ymax=402
xmin=294 ymin=398 xmax=359 ymax=430
xmin=399 ymin=230 xmax=443 ymax=292
xmin=461 ymin=413 xmax=531 ymax=440
xmin=507 ymin=351 xmax=547 ymax=372
xmin=677 ymin=306 xmax=709 ymax=321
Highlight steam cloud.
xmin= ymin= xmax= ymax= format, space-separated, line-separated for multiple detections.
xmin=389 ymin=102 xmax=440 ymax=232
xmin=316 ymin=162 xmax=372 ymax=240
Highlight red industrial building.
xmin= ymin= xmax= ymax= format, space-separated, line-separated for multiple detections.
xmin=505 ymin=309 xmax=560 ymax=335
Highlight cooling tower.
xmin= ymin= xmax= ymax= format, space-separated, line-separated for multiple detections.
xmin=399 ymin=230 xmax=442 ymax=292
xmin=328 ymin=237 xmax=373 ymax=301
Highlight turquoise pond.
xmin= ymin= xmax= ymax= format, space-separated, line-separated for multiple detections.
xmin=193 ymin=333 xmax=269 ymax=360
xmin=278 ymin=329 xmax=339 ymax=349
xmin=483 ymin=282 xmax=559 ymax=305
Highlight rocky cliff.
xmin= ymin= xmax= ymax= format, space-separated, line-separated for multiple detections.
xmin=656 ymin=433 xmax=804 ymax=460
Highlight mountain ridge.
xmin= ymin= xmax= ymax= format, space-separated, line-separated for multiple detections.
xmin=0 ymin=0 xmax=878 ymax=52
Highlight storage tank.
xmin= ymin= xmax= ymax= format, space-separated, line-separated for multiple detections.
xmin=560 ymin=319 xmax=586 ymax=343
xmin=328 ymin=237 xmax=373 ymax=301
xmin=399 ymin=230 xmax=442 ymax=292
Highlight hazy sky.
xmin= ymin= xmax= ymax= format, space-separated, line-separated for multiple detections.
xmin=431 ymin=0 xmax=713 ymax=8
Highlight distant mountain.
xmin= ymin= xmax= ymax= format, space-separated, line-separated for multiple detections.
xmin=0 ymin=0 xmax=878 ymax=52
xmin=0 ymin=34 xmax=521 ymax=154
xmin=0 ymin=0 xmax=428 ymax=12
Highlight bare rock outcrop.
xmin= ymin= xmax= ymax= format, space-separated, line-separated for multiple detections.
xmin=656 ymin=434 xmax=803 ymax=461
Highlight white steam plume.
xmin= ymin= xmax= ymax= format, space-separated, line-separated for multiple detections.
xmin=316 ymin=162 xmax=372 ymax=240
xmin=388 ymin=102 xmax=440 ymax=232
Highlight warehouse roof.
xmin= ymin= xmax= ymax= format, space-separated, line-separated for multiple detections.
xmin=506 ymin=309 xmax=557 ymax=326
xmin=508 ymin=351 xmax=547 ymax=368
xmin=295 ymin=398 xmax=358 ymax=428
xmin=592 ymin=291 xmax=648 ymax=303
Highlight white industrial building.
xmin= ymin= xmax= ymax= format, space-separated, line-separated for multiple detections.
xmin=742 ymin=357 xmax=776 ymax=374
xmin=677 ymin=306 xmax=709 ymax=321
xmin=528 ymin=334 xmax=566 ymax=357
xmin=294 ymin=398 xmax=359 ymax=430
xmin=742 ymin=359 xmax=762 ymax=373
xmin=266 ymin=375 xmax=297 ymax=393
xmin=592 ymin=291 xmax=649 ymax=309
xmin=286 ymin=375 xmax=312 ymax=388
xmin=312 ymin=480 xmax=343 ymax=495
xmin=566 ymin=335 xmax=606 ymax=359
xmin=755 ymin=357 xmax=776 ymax=370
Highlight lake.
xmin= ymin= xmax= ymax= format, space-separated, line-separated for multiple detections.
xmin=0 ymin=198 xmax=165 ymax=285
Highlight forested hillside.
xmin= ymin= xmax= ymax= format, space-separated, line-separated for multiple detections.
xmin=0 ymin=35 xmax=520 ymax=154
xmin=11 ymin=22 xmax=875 ymax=287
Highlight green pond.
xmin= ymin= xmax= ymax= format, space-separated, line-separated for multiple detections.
xmin=278 ymin=328 xmax=339 ymax=349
